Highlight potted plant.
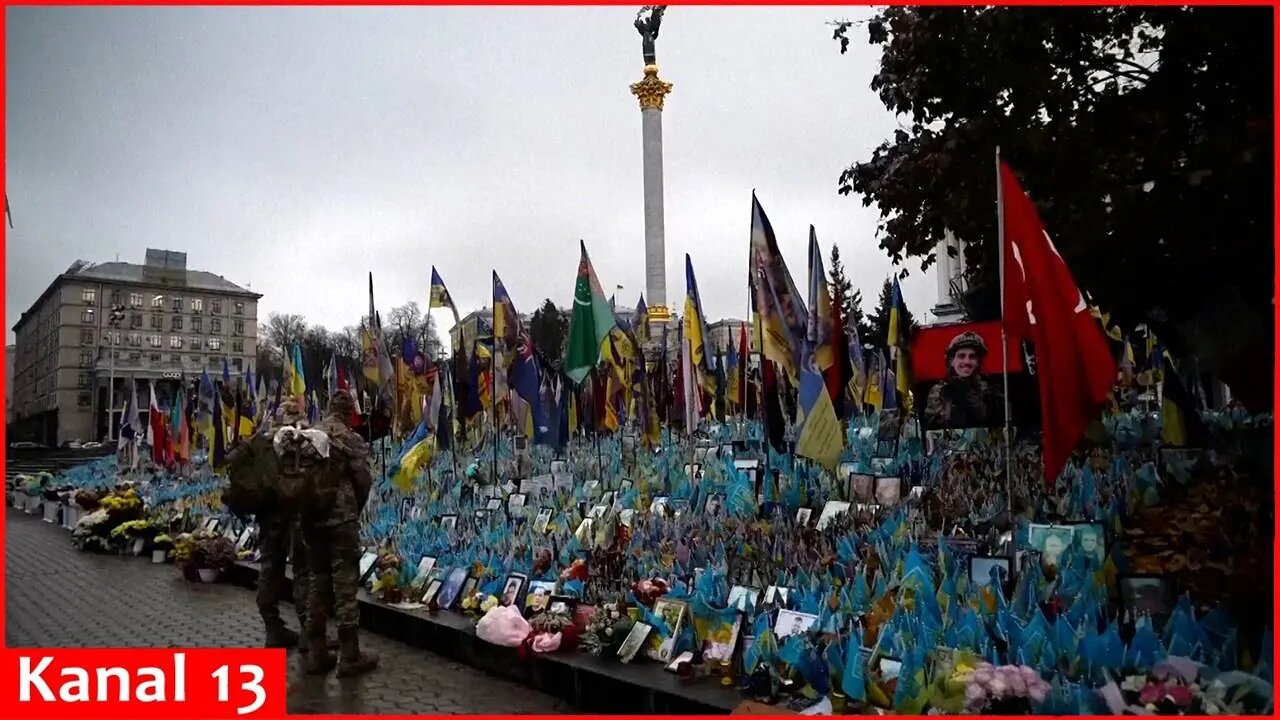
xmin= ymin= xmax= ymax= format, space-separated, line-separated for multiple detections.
xmin=111 ymin=519 xmax=157 ymax=556
xmin=152 ymin=534 xmax=174 ymax=564
xmin=20 ymin=474 xmax=45 ymax=514
xmin=72 ymin=509 xmax=115 ymax=553
xmin=189 ymin=534 xmax=236 ymax=583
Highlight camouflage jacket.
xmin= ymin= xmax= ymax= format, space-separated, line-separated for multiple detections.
xmin=306 ymin=418 xmax=373 ymax=527
xmin=924 ymin=375 xmax=1004 ymax=429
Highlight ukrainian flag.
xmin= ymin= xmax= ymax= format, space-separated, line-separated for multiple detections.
xmin=887 ymin=278 xmax=914 ymax=412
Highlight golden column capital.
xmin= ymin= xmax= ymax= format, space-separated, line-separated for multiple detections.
xmin=630 ymin=64 xmax=673 ymax=111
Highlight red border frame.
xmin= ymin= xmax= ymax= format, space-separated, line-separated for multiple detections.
xmin=1 ymin=2 xmax=1276 ymax=719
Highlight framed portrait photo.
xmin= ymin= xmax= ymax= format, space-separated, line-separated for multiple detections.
xmin=1068 ymin=522 xmax=1107 ymax=564
xmin=1027 ymin=523 xmax=1074 ymax=568
xmin=968 ymin=555 xmax=1012 ymax=588
xmin=533 ymin=507 xmax=553 ymax=534
xmin=501 ymin=573 xmax=528 ymax=609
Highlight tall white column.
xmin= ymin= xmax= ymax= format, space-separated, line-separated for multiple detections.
xmin=631 ymin=64 xmax=673 ymax=335
xmin=641 ymin=107 xmax=667 ymax=310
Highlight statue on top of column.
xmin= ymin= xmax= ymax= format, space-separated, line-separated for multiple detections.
xmin=634 ymin=6 xmax=666 ymax=66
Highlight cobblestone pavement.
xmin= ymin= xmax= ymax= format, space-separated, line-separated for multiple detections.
xmin=5 ymin=508 xmax=572 ymax=714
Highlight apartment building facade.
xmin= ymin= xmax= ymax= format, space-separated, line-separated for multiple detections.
xmin=10 ymin=249 xmax=261 ymax=445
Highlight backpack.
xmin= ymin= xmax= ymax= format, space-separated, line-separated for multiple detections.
xmin=272 ymin=425 xmax=335 ymax=517
xmin=224 ymin=433 xmax=280 ymax=518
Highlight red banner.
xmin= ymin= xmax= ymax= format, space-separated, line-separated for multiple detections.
xmin=909 ymin=320 xmax=1025 ymax=383
xmin=2 ymin=649 xmax=286 ymax=719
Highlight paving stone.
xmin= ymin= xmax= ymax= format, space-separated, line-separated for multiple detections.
xmin=5 ymin=508 xmax=573 ymax=714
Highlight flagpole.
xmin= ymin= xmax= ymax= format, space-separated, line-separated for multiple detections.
xmin=996 ymin=146 xmax=1017 ymax=556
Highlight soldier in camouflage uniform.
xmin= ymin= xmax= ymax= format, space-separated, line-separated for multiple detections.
xmin=299 ymin=390 xmax=377 ymax=677
xmin=225 ymin=404 xmax=310 ymax=650
xmin=924 ymin=331 xmax=1005 ymax=429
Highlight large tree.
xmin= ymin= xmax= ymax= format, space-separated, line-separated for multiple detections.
xmin=828 ymin=244 xmax=872 ymax=343
xmin=529 ymin=298 xmax=569 ymax=367
xmin=261 ymin=312 xmax=308 ymax=366
xmin=385 ymin=301 xmax=443 ymax=361
xmin=832 ymin=7 xmax=1271 ymax=391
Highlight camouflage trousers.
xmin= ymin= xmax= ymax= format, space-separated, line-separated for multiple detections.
xmin=301 ymin=519 xmax=361 ymax=635
xmin=255 ymin=511 xmax=310 ymax=628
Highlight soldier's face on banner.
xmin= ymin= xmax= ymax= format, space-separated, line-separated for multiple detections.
xmin=951 ymin=348 xmax=981 ymax=378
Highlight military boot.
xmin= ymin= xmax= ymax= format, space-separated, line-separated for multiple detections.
xmin=335 ymin=627 xmax=379 ymax=678
xmin=263 ymin=618 xmax=299 ymax=649
xmin=302 ymin=631 xmax=336 ymax=674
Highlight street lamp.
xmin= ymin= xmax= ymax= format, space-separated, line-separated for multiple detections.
xmin=106 ymin=303 xmax=125 ymax=441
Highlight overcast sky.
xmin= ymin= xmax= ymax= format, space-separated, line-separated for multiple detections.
xmin=6 ymin=6 xmax=939 ymax=342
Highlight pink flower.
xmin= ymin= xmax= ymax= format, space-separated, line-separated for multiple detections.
xmin=1165 ymin=684 xmax=1194 ymax=706
xmin=1007 ymin=671 xmax=1028 ymax=696
xmin=1139 ymin=683 xmax=1167 ymax=705
xmin=989 ymin=676 xmax=1010 ymax=699
xmin=1019 ymin=665 xmax=1041 ymax=685
xmin=966 ymin=682 xmax=988 ymax=707
xmin=972 ymin=668 xmax=994 ymax=686
xmin=1028 ymin=682 xmax=1049 ymax=704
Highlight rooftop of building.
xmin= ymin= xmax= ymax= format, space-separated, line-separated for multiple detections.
xmin=13 ymin=249 xmax=261 ymax=332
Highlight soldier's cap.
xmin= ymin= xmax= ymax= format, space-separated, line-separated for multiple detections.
xmin=946 ymin=331 xmax=988 ymax=358
xmin=274 ymin=397 xmax=308 ymax=426
xmin=328 ymin=389 xmax=356 ymax=418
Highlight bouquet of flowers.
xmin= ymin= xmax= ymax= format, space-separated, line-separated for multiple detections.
xmin=459 ymin=591 xmax=499 ymax=617
xmin=109 ymin=519 xmax=157 ymax=542
xmin=580 ymin=602 xmax=633 ymax=656
xmin=73 ymin=489 xmax=104 ymax=511
xmin=370 ymin=550 xmax=404 ymax=603
xmin=72 ymin=509 xmax=115 ymax=552
xmin=1107 ymin=662 xmax=1274 ymax=715
xmin=963 ymin=663 xmax=1050 ymax=713
xmin=189 ymin=534 xmax=237 ymax=572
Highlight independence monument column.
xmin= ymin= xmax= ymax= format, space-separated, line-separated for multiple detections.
xmin=631 ymin=6 xmax=673 ymax=332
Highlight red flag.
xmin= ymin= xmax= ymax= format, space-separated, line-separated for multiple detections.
xmin=825 ymin=284 xmax=854 ymax=420
xmin=1000 ymin=160 xmax=1115 ymax=484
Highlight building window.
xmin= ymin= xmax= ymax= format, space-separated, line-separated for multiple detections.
xmin=81 ymin=309 xmax=95 ymax=323
xmin=150 ymin=315 xmax=162 ymax=329
xmin=80 ymin=330 xmax=94 ymax=345
xmin=208 ymin=338 xmax=222 ymax=351
xmin=169 ymin=336 xmax=183 ymax=349
xmin=128 ymin=333 xmax=141 ymax=346
xmin=82 ymin=288 xmax=96 ymax=305
xmin=130 ymin=313 xmax=143 ymax=328
xmin=129 ymin=292 xmax=143 ymax=307
xmin=149 ymin=353 xmax=161 ymax=363
xmin=150 ymin=294 xmax=164 ymax=308
xmin=188 ymin=336 xmax=201 ymax=349
xmin=171 ymin=296 xmax=183 ymax=312
xmin=233 ymin=358 xmax=243 ymax=371
xmin=233 ymin=319 xmax=244 ymax=335
xmin=108 ymin=289 xmax=121 ymax=305
xmin=191 ymin=316 xmax=202 ymax=332
xmin=211 ymin=299 xmax=223 ymax=315
xmin=78 ymin=372 xmax=91 ymax=387
xmin=148 ymin=335 xmax=161 ymax=348
xmin=80 ymin=351 xmax=93 ymax=366
xmin=191 ymin=298 xmax=203 ymax=313
xmin=210 ymin=319 xmax=222 ymax=334
xmin=78 ymin=392 xmax=91 ymax=407
xmin=232 ymin=338 xmax=244 ymax=352
xmin=171 ymin=316 xmax=183 ymax=331
xmin=105 ymin=331 xmax=121 ymax=345
xmin=234 ymin=301 xmax=245 ymax=315
xmin=129 ymin=352 xmax=142 ymax=361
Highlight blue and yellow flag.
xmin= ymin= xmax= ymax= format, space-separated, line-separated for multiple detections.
xmin=749 ymin=194 xmax=807 ymax=379
xmin=683 ymin=254 xmax=711 ymax=370
xmin=887 ymin=278 xmax=913 ymax=412
xmin=289 ymin=342 xmax=307 ymax=403
xmin=429 ymin=266 xmax=461 ymax=325
xmin=864 ymin=351 xmax=883 ymax=411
